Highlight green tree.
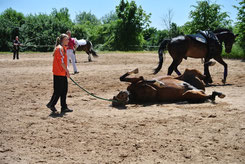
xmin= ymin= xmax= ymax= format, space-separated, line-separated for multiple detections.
xmin=20 ymin=10 xmax=72 ymax=51
xmin=0 ymin=8 xmax=25 ymax=51
xmin=142 ymin=27 xmax=157 ymax=50
xmin=51 ymin=8 xmax=72 ymax=23
xmin=72 ymin=24 xmax=88 ymax=40
xmin=113 ymin=0 xmax=151 ymax=50
xmin=184 ymin=0 xmax=231 ymax=34
xmin=169 ymin=23 xmax=183 ymax=38
xmin=142 ymin=28 xmax=169 ymax=50
xmin=234 ymin=0 xmax=245 ymax=53
xmin=73 ymin=12 xmax=113 ymax=50
xmin=143 ymin=27 xmax=157 ymax=41
xmin=101 ymin=11 xmax=118 ymax=24
xmin=75 ymin=11 xmax=101 ymax=25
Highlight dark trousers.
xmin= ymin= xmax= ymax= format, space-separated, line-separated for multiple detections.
xmin=47 ymin=75 xmax=68 ymax=109
xmin=13 ymin=50 xmax=19 ymax=59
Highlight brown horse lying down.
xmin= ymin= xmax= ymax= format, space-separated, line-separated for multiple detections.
xmin=112 ymin=68 xmax=225 ymax=107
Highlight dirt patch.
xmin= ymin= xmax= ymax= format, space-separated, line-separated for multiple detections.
xmin=0 ymin=52 xmax=244 ymax=163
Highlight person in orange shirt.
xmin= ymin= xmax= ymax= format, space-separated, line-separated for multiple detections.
xmin=46 ymin=33 xmax=73 ymax=114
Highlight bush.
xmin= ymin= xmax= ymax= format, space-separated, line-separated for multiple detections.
xmin=222 ymin=43 xmax=244 ymax=59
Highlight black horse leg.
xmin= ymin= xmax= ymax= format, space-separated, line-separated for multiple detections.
xmin=174 ymin=59 xmax=183 ymax=75
xmin=168 ymin=59 xmax=182 ymax=75
xmin=209 ymin=91 xmax=226 ymax=101
xmin=203 ymin=59 xmax=213 ymax=84
xmin=167 ymin=61 xmax=175 ymax=75
xmin=214 ymin=56 xmax=228 ymax=84
xmin=86 ymin=51 xmax=92 ymax=62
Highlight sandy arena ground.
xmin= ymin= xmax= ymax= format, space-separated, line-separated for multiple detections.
xmin=0 ymin=51 xmax=245 ymax=164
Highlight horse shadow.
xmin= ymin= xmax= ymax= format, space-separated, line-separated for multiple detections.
xmin=111 ymin=100 xmax=218 ymax=109
xmin=141 ymin=100 xmax=217 ymax=107
xmin=109 ymin=104 xmax=128 ymax=110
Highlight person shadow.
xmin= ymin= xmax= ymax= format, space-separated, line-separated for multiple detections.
xmin=49 ymin=111 xmax=66 ymax=118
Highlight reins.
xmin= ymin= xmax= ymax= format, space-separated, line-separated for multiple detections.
xmin=69 ymin=77 xmax=117 ymax=103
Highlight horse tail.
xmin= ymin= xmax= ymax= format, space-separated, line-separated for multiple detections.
xmin=88 ymin=41 xmax=98 ymax=58
xmin=153 ymin=39 xmax=170 ymax=74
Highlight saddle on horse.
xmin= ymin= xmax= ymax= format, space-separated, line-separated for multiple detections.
xmin=75 ymin=39 xmax=87 ymax=46
xmin=188 ymin=31 xmax=220 ymax=59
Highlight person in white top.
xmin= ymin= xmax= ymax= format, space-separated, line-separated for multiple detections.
xmin=66 ymin=31 xmax=79 ymax=74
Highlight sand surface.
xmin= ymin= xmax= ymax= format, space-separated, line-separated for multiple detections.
xmin=0 ymin=52 xmax=244 ymax=163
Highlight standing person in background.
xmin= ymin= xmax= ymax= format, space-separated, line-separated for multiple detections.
xmin=66 ymin=30 xmax=79 ymax=74
xmin=46 ymin=33 xmax=73 ymax=114
xmin=13 ymin=36 xmax=21 ymax=60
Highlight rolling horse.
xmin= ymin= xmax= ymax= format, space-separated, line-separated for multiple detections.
xmin=154 ymin=28 xmax=238 ymax=84
xmin=112 ymin=68 xmax=225 ymax=107
xmin=75 ymin=39 xmax=98 ymax=62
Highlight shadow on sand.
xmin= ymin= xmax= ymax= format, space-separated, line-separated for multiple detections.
xmin=111 ymin=100 xmax=217 ymax=109
xmin=205 ymin=83 xmax=233 ymax=87
xmin=49 ymin=111 xmax=66 ymax=118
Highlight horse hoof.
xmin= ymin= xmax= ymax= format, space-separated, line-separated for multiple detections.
xmin=222 ymin=79 xmax=226 ymax=84
xmin=132 ymin=68 xmax=139 ymax=74
xmin=129 ymin=68 xmax=139 ymax=75
xmin=204 ymin=78 xmax=213 ymax=84
xmin=210 ymin=61 xmax=216 ymax=66
xmin=204 ymin=61 xmax=216 ymax=67
xmin=218 ymin=93 xmax=226 ymax=98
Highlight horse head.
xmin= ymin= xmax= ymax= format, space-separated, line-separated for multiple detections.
xmin=112 ymin=90 xmax=130 ymax=107
xmin=214 ymin=28 xmax=238 ymax=53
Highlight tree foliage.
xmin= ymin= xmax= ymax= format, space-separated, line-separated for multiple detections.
xmin=234 ymin=0 xmax=245 ymax=53
xmin=20 ymin=8 xmax=72 ymax=51
xmin=0 ymin=1 xmax=243 ymax=54
xmin=100 ymin=11 xmax=118 ymax=24
xmin=0 ymin=8 xmax=25 ymax=51
xmin=75 ymin=11 xmax=101 ymax=25
xmin=113 ymin=0 xmax=151 ymax=50
xmin=142 ymin=28 xmax=169 ymax=50
xmin=183 ymin=0 xmax=232 ymax=34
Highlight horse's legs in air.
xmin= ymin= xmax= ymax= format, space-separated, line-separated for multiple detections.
xmin=203 ymin=58 xmax=213 ymax=84
xmin=213 ymin=56 xmax=228 ymax=84
xmin=168 ymin=58 xmax=182 ymax=75
xmin=119 ymin=68 xmax=143 ymax=83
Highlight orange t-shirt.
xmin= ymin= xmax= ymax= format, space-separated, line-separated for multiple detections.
xmin=52 ymin=46 xmax=67 ymax=76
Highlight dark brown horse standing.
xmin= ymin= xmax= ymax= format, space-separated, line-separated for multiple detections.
xmin=75 ymin=39 xmax=98 ymax=62
xmin=154 ymin=28 xmax=238 ymax=84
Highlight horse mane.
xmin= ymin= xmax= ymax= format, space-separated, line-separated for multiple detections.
xmin=213 ymin=28 xmax=232 ymax=33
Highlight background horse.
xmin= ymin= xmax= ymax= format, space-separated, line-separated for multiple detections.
xmin=154 ymin=28 xmax=238 ymax=84
xmin=75 ymin=39 xmax=98 ymax=62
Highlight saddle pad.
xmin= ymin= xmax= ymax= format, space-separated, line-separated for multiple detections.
xmin=188 ymin=33 xmax=207 ymax=44
xmin=76 ymin=39 xmax=87 ymax=46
